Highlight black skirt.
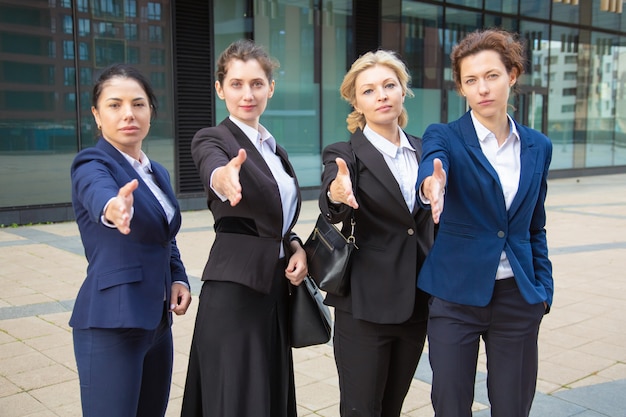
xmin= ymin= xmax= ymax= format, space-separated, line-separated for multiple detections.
xmin=181 ymin=259 xmax=297 ymax=417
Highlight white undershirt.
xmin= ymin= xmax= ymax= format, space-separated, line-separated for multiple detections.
xmin=471 ymin=111 xmax=520 ymax=280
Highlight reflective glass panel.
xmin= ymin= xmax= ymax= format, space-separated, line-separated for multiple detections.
xmin=400 ymin=2 xmax=444 ymax=133
xmin=586 ymin=31 xmax=620 ymax=167
xmin=540 ymin=24 xmax=580 ymax=169
xmin=520 ymin=1 xmax=550 ymax=19
xmin=0 ymin=0 xmax=175 ymax=208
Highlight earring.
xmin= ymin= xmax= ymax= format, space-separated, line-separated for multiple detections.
xmin=97 ymin=125 xmax=102 ymax=130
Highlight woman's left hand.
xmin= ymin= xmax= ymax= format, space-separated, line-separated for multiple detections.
xmin=169 ymin=282 xmax=192 ymax=315
xmin=285 ymin=244 xmax=307 ymax=286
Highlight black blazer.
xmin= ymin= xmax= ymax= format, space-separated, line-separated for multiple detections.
xmin=191 ymin=117 xmax=302 ymax=294
xmin=319 ymin=128 xmax=434 ymax=324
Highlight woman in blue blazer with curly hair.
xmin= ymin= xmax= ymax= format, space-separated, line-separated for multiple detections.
xmin=417 ymin=28 xmax=553 ymax=417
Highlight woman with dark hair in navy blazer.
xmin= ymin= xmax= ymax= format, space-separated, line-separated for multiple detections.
xmin=418 ymin=28 xmax=553 ymax=417
xmin=70 ymin=63 xmax=192 ymax=417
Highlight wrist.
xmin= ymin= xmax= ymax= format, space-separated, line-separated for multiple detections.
xmin=327 ymin=188 xmax=341 ymax=205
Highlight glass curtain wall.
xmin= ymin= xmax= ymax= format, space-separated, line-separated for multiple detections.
xmin=0 ymin=0 xmax=175 ymax=208
xmin=393 ymin=0 xmax=626 ymax=172
xmin=214 ymin=0 xmax=352 ymax=187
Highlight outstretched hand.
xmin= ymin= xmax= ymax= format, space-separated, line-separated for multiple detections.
xmin=104 ymin=179 xmax=139 ymax=235
xmin=328 ymin=157 xmax=359 ymax=209
xmin=421 ymin=158 xmax=446 ymax=224
xmin=213 ymin=149 xmax=247 ymax=206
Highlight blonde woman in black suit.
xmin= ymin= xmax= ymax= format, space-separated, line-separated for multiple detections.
xmin=320 ymin=50 xmax=435 ymax=417
xmin=181 ymin=39 xmax=307 ymax=417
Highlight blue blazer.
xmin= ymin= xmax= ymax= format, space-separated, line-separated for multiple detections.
xmin=417 ymin=111 xmax=553 ymax=308
xmin=69 ymin=138 xmax=188 ymax=330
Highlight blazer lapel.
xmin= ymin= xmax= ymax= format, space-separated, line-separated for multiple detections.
xmin=351 ymin=129 xmax=412 ymax=213
xmin=508 ymin=124 xmax=538 ymax=219
xmin=458 ymin=113 xmax=502 ymax=189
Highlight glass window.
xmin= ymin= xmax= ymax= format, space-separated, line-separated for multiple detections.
xmin=150 ymin=48 xmax=164 ymax=65
xmin=78 ymin=18 xmax=90 ymax=36
xmin=148 ymin=25 xmax=162 ymax=42
xmin=586 ymin=31 xmax=620 ymax=167
xmin=592 ymin=0 xmax=620 ymax=30
xmin=552 ymin=0 xmax=579 ymax=24
xmin=485 ymin=0 xmax=518 ymax=14
xmin=93 ymin=0 xmax=124 ymax=20
xmin=147 ymin=2 xmax=161 ymax=20
xmin=520 ymin=1 xmax=550 ymax=19
xmin=127 ymin=46 xmax=140 ymax=63
xmin=64 ymin=67 xmax=75 ymax=85
xmin=445 ymin=0 xmax=481 ymax=9
xmin=125 ymin=0 xmax=137 ymax=18
xmin=78 ymin=42 xmax=89 ymax=60
xmin=125 ymin=23 xmax=138 ymax=40
xmin=63 ymin=40 xmax=74 ymax=59
xmin=542 ymin=24 xmax=580 ymax=169
xmin=65 ymin=92 xmax=76 ymax=111
xmin=77 ymin=0 xmax=88 ymax=13
xmin=399 ymin=1 xmax=444 ymax=133
xmin=150 ymin=71 xmax=165 ymax=88
xmin=79 ymin=67 xmax=92 ymax=85
xmin=63 ymin=15 xmax=73 ymax=34
xmin=48 ymin=40 xmax=56 ymax=58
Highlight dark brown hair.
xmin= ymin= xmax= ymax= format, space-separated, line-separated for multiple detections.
xmin=450 ymin=28 xmax=526 ymax=94
xmin=215 ymin=39 xmax=279 ymax=85
xmin=92 ymin=63 xmax=158 ymax=118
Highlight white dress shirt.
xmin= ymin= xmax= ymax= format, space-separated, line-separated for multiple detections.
xmin=470 ymin=111 xmax=521 ymax=280
xmin=363 ymin=125 xmax=418 ymax=212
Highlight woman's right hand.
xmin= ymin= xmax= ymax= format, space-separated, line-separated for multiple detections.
xmin=213 ymin=149 xmax=247 ymax=206
xmin=104 ymin=179 xmax=138 ymax=235
xmin=328 ymin=157 xmax=359 ymax=209
xmin=421 ymin=158 xmax=446 ymax=224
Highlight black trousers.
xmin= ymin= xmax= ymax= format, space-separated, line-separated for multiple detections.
xmin=333 ymin=299 xmax=427 ymax=417
xmin=427 ymin=278 xmax=546 ymax=417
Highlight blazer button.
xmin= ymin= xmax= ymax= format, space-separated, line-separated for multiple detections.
xmin=497 ymin=231 xmax=505 ymax=238
xmin=407 ymin=228 xmax=415 ymax=236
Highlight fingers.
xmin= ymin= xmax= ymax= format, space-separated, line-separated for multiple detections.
xmin=118 ymin=179 xmax=139 ymax=198
xmin=214 ymin=149 xmax=247 ymax=206
xmin=169 ymin=283 xmax=192 ymax=316
xmin=336 ymin=157 xmax=349 ymax=177
xmin=329 ymin=157 xmax=359 ymax=209
xmin=433 ymin=158 xmax=446 ymax=184
xmin=231 ymin=148 xmax=247 ymax=168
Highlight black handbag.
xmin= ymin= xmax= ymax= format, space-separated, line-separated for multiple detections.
xmin=289 ymin=276 xmax=333 ymax=348
xmin=303 ymin=214 xmax=357 ymax=296
xmin=303 ymin=153 xmax=358 ymax=296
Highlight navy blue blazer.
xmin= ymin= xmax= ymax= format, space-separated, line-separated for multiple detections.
xmin=69 ymin=138 xmax=188 ymax=330
xmin=417 ymin=111 xmax=553 ymax=308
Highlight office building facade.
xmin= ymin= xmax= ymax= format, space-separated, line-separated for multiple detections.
xmin=1 ymin=0 xmax=625 ymax=225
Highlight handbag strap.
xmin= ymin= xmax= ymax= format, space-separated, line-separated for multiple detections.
xmin=347 ymin=149 xmax=358 ymax=243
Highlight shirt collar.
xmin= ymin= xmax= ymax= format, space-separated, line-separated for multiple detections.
xmin=363 ymin=125 xmax=414 ymax=158
xmin=470 ymin=111 xmax=520 ymax=143
xmin=118 ymin=149 xmax=152 ymax=172
xmin=229 ymin=116 xmax=276 ymax=153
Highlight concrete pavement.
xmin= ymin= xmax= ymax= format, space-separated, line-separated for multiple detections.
xmin=1 ymin=173 xmax=625 ymax=416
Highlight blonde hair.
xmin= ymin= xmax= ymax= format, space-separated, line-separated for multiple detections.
xmin=340 ymin=50 xmax=414 ymax=133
